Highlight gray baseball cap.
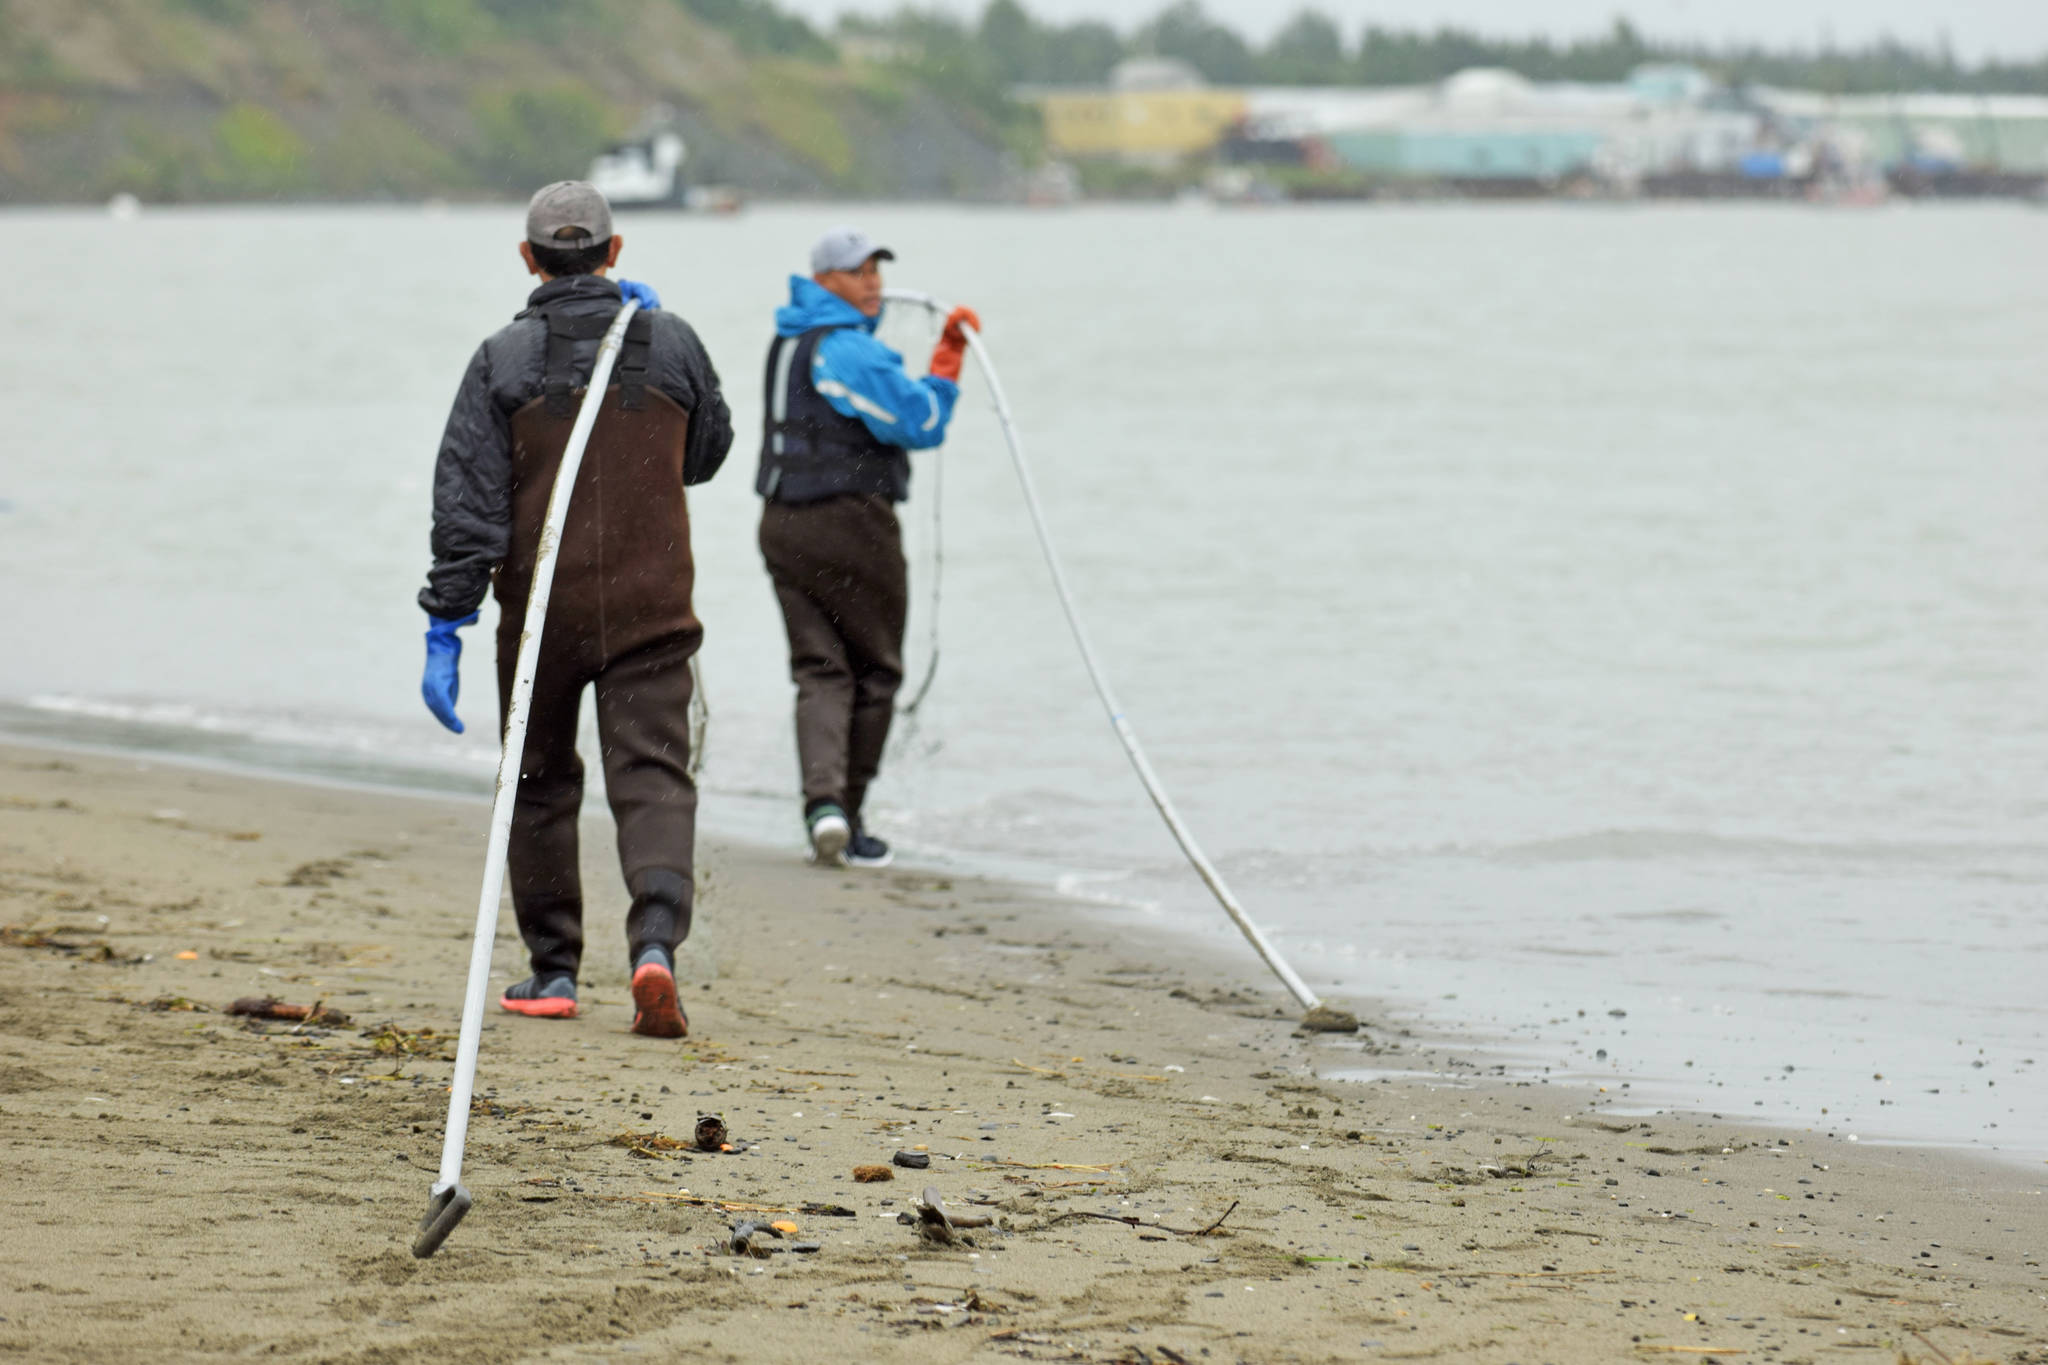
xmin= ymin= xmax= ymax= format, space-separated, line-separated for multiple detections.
xmin=526 ymin=180 xmax=613 ymax=250
xmin=810 ymin=226 xmax=895 ymax=275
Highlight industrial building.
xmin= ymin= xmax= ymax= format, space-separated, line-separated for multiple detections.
xmin=1751 ymin=89 xmax=2048 ymax=172
xmin=1031 ymin=58 xmax=1248 ymax=162
xmin=1024 ymin=60 xmax=2048 ymax=194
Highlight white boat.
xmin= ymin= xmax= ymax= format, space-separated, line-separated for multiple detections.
xmin=588 ymin=129 xmax=689 ymax=208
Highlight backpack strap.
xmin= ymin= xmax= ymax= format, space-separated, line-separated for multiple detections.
xmin=616 ymin=310 xmax=653 ymax=412
xmin=540 ymin=309 xmax=616 ymax=419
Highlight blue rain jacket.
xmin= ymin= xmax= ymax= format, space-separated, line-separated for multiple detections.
xmin=774 ymin=275 xmax=959 ymax=450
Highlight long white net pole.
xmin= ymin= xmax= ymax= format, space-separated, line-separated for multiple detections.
xmin=884 ymin=289 xmax=1320 ymax=1012
xmin=416 ymin=300 xmax=641 ymax=1256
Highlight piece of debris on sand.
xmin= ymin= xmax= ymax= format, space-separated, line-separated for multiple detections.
xmin=609 ymin=1130 xmax=693 ymax=1160
xmin=910 ymin=1186 xmax=993 ymax=1246
xmin=226 ymin=996 xmax=351 ymax=1026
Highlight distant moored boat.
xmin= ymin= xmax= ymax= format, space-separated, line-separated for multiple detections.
xmin=588 ymin=130 xmax=690 ymax=209
xmin=586 ymin=123 xmax=742 ymax=213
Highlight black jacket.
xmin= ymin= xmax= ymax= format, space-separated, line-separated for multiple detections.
xmin=418 ymin=275 xmax=733 ymax=620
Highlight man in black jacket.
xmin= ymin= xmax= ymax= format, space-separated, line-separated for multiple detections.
xmin=417 ymin=180 xmax=732 ymax=1039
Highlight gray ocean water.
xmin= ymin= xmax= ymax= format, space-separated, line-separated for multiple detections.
xmin=5 ymin=202 xmax=2045 ymax=1161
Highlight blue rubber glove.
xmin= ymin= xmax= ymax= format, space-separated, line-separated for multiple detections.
xmin=421 ymin=611 xmax=478 ymax=734
xmin=615 ymin=278 xmax=661 ymax=310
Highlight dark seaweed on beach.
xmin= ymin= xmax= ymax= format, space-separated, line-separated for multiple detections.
xmin=609 ymin=1130 xmax=693 ymax=1159
xmin=362 ymin=1023 xmax=452 ymax=1058
xmin=2 ymin=924 xmax=136 ymax=962
xmin=283 ymin=860 xmax=350 ymax=887
xmin=100 ymin=994 xmax=211 ymax=1012
xmin=1047 ymin=1199 xmax=1238 ymax=1238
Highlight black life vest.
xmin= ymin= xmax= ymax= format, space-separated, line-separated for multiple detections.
xmin=756 ymin=326 xmax=910 ymax=505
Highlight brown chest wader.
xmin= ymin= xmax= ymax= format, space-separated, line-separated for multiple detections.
xmin=758 ymin=496 xmax=907 ymax=825
xmin=491 ymin=307 xmax=701 ymax=981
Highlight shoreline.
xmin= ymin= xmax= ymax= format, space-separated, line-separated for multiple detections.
xmin=8 ymin=707 xmax=2038 ymax=1174
xmin=1 ymin=740 xmax=2043 ymax=1362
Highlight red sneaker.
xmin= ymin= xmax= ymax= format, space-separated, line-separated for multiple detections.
xmin=499 ymin=972 xmax=578 ymax=1019
xmin=630 ymin=960 xmax=687 ymax=1039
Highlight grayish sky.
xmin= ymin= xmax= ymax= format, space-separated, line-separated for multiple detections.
xmin=783 ymin=0 xmax=2048 ymax=62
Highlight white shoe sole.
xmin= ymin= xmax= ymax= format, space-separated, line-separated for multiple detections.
xmin=808 ymin=813 xmax=850 ymax=863
xmin=841 ymin=848 xmax=894 ymax=869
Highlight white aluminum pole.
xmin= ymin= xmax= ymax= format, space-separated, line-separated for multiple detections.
xmin=414 ymin=300 xmax=641 ymax=1257
xmin=883 ymin=289 xmax=1323 ymax=1014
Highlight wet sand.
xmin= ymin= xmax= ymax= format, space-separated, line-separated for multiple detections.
xmin=0 ymin=741 xmax=2043 ymax=1364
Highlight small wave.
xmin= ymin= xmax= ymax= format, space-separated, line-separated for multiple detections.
xmin=1479 ymin=828 xmax=2048 ymax=868
xmin=1613 ymin=907 xmax=1723 ymax=923
xmin=1053 ymin=870 xmax=1160 ymax=913
xmin=0 ymin=694 xmax=491 ymax=798
xmin=23 ymin=693 xmax=476 ymax=758
xmin=1758 ymin=986 xmax=1881 ymax=1000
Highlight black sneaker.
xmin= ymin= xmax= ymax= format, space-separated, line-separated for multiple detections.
xmin=843 ymin=822 xmax=893 ymax=869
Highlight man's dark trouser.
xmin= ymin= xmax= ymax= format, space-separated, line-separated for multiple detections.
xmin=495 ymin=625 xmax=700 ymax=981
xmin=758 ymin=493 xmax=907 ymax=822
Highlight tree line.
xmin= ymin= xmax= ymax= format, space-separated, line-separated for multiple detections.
xmin=221 ymin=0 xmax=2048 ymax=93
xmin=819 ymin=0 xmax=2048 ymax=95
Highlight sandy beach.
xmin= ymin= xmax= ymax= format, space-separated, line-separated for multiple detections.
xmin=0 ymin=740 xmax=2042 ymax=1364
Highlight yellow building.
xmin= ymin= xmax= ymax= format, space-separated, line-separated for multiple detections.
xmin=1035 ymin=88 xmax=1249 ymax=161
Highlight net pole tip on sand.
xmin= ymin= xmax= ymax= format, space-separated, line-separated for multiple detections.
xmin=411 ymin=1183 xmax=472 ymax=1258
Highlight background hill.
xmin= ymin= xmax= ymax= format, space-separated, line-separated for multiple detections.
xmin=2 ymin=0 xmax=2042 ymax=204
xmin=0 ymin=0 xmax=1028 ymax=202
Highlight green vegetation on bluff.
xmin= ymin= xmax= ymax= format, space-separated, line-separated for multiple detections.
xmin=2 ymin=0 xmax=2041 ymax=204
xmin=0 ymin=0 xmax=1022 ymax=202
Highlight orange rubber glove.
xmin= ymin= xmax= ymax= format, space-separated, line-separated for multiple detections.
xmin=928 ymin=305 xmax=981 ymax=383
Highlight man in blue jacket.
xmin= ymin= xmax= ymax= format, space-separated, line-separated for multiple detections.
xmin=757 ymin=227 xmax=978 ymax=868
